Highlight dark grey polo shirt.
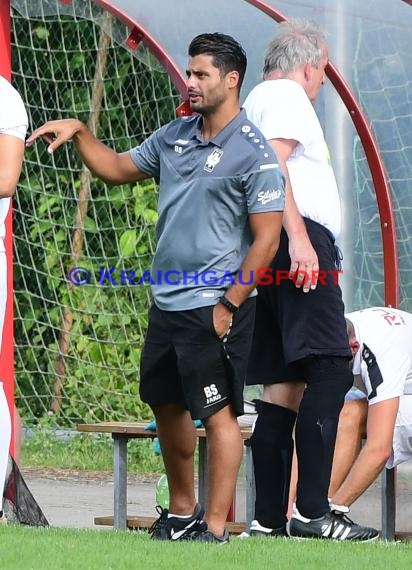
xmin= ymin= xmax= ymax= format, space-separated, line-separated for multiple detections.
xmin=129 ymin=109 xmax=284 ymax=311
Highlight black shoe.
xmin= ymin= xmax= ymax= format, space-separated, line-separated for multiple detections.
xmin=149 ymin=503 xmax=206 ymax=541
xmin=149 ymin=506 xmax=169 ymax=540
xmin=181 ymin=528 xmax=230 ymax=543
xmin=289 ymin=510 xmax=379 ymax=541
xmin=249 ymin=519 xmax=288 ymax=537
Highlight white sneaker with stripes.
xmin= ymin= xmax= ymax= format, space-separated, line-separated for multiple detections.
xmin=289 ymin=509 xmax=379 ymax=541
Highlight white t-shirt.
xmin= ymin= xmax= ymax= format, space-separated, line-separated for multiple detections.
xmin=0 ymin=75 xmax=28 ymax=252
xmin=348 ymin=307 xmax=412 ymax=404
xmin=243 ymin=79 xmax=341 ymax=238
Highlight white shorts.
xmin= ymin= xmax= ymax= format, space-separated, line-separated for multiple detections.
xmin=387 ymin=394 xmax=412 ymax=469
xmin=0 ymin=382 xmax=12 ymax=500
xmin=0 ymin=251 xmax=6 ymax=353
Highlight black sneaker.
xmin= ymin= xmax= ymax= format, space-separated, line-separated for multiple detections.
xmin=149 ymin=503 xmax=206 ymax=541
xmin=181 ymin=528 xmax=230 ymax=544
xmin=289 ymin=510 xmax=379 ymax=541
xmin=249 ymin=519 xmax=288 ymax=537
xmin=149 ymin=506 xmax=169 ymax=540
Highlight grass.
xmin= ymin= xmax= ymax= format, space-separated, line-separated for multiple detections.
xmin=21 ymin=430 xmax=164 ymax=473
xmin=17 ymin=427 xmax=412 ymax=570
xmin=1 ymin=525 xmax=411 ymax=570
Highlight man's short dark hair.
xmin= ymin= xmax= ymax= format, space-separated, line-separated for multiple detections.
xmin=188 ymin=33 xmax=247 ymax=91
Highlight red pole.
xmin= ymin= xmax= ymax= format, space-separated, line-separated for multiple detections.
xmin=0 ymin=0 xmax=15 ymax=454
xmin=0 ymin=1 xmax=11 ymax=78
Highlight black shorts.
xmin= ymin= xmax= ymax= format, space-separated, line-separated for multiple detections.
xmin=140 ymin=299 xmax=256 ymax=419
xmin=246 ymin=219 xmax=351 ymax=386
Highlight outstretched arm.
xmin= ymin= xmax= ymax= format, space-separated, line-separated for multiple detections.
xmin=330 ymin=397 xmax=399 ymax=507
xmin=26 ymin=119 xmax=148 ymax=185
xmin=268 ymin=138 xmax=319 ymax=292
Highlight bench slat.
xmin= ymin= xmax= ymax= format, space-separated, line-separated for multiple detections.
xmin=77 ymin=422 xmax=253 ymax=439
xmin=94 ymin=515 xmax=247 ymax=535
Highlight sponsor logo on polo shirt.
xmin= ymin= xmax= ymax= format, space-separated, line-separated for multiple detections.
xmin=174 ymin=139 xmax=189 ymax=154
xmin=257 ymin=189 xmax=282 ymax=205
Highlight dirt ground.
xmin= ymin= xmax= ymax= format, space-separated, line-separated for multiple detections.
xmin=23 ymin=462 xmax=412 ymax=534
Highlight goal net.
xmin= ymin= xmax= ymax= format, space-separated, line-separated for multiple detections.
xmin=11 ymin=2 xmax=181 ymax=426
xmin=350 ymin=6 xmax=412 ymax=310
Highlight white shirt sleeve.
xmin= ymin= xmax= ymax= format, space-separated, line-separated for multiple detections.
xmin=363 ymin=349 xmax=411 ymax=405
xmin=0 ymin=76 xmax=28 ymax=140
xmin=0 ymin=124 xmax=27 ymax=141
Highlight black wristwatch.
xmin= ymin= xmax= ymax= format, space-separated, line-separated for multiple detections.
xmin=218 ymin=295 xmax=239 ymax=314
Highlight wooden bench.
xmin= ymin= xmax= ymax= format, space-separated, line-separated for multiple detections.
xmin=77 ymin=421 xmax=403 ymax=540
xmin=77 ymin=422 xmax=255 ymax=533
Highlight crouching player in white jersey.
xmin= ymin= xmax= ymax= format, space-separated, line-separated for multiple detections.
xmin=329 ymin=307 xmax=412 ymax=512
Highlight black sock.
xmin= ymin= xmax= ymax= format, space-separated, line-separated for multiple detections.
xmin=251 ymin=400 xmax=297 ymax=529
xmin=295 ymin=357 xmax=352 ymax=519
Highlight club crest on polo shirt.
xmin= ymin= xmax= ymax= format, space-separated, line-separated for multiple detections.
xmin=204 ymin=149 xmax=224 ymax=172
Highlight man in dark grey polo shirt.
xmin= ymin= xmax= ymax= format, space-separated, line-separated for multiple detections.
xmin=27 ymin=33 xmax=284 ymax=543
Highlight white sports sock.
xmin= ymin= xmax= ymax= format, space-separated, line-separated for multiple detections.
xmin=168 ymin=512 xmax=193 ymax=519
xmin=329 ymin=502 xmax=350 ymax=514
